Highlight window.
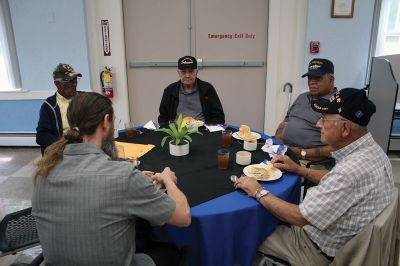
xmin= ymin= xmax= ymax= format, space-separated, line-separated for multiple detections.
xmin=0 ymin=0 xmax=20 ymax=92
xmin=376 ymin=0 xmax=400 ymax=56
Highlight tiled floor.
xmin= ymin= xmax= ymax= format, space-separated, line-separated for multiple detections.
xmin=0 ymin=147 xmax=399 ymax=265
xmin=0 ymin=147 xmax=42 ymax=266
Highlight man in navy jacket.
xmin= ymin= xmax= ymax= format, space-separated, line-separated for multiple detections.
xmin=36 ymin=63 xmax=82 ymax=154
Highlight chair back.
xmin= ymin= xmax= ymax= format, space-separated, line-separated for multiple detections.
xmin=367 ymin=57 xmax=399 ymax=154
xmin=330 ymin=187 xmax=399 ymax=266
xmin=0 ymin=207 xmax=40 ymax=256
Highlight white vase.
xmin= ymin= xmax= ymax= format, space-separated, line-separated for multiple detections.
xmin=169 ymin=140 xmax=189 ymax=156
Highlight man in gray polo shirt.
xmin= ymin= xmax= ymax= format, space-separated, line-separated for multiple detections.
xmin=275 ymin=58 xmax=337 ymax=161
xmin=32 ymin=92 xmax=191 ymax=266
xmin=158 ymin=56 xmax=225 ymax=125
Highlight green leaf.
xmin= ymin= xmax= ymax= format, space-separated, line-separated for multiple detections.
xmin=183 ymin=135 xmax=192 ymax=143
xmin=169 ymin=123 xmax=178 ymax=137
xmin=156 ymin=128 xmax=173 ymax=137
xmin=177 ymin=113 xmax=184 ymax=130
xmin=186 ymin=124 xmax=197 ymax=133
xmin=178 ymin=127 xmax=188 ymax=139
xmin=161 ymin=136 xmax=172 ymax=147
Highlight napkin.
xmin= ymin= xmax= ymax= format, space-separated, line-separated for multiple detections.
xmin=261 ymin=139 xmax=287 ymax=158
xmin=143 ymin=120 xmax=157 ymax=130
xmin=205 ymin=124 xmax=225 ymax=132
xmin=115 ymin=141 xmax=155 ymax=159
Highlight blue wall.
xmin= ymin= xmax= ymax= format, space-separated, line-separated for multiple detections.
xmin=0 ymin=100 xmax=43 ymax=132
xmin=304 ymin=0 xmax=375 ymax=90
xmin=0 ymin=0 xmax=90 ymax=133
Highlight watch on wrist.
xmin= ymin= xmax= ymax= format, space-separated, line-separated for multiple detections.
xmin=256 ymin=189 xmax=270 ymax=201
xmin=301 ymin=149 xmax=306 ymax=160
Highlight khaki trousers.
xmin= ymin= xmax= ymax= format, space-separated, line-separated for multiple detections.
xmin=258 ymin=225 xmax=331 ymax=266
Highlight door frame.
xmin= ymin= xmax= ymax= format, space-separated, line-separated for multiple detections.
xmin=264 ymin=0 xmax=308 ymax=135
xmin=84 ymin=0 xmax=308 ymax=135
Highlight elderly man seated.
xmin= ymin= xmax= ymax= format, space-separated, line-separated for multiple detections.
xmin=235 ymin=88 xmax=394 ymax=266
xmin=275 ymin=58 xmax=337 ymax=162
xmin=158 ymin=56 xmax=225 ymax=126
xmin=36 ymin=63 xmax=82 ymax=155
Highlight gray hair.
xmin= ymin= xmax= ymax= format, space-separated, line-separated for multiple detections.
xmin=336 ymin=114 xmax=367 ymax=134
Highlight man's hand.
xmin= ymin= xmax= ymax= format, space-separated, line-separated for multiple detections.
xmin=142 ymin=170 xmax=155 ymax=181
xmin=274 ymin=121 xmax=286 ymax=142
xmin=234 ymin=175 xmax=263 ymax=198
xmin=154 ymin=167 xmax=177 ymax=186
xmin=271 ymin=155 xmax=301 ymax=174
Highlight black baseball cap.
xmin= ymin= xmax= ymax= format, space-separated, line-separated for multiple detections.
xmin=302 ymin=58 xmax=334 ymax=78
xmin=178 ymin=56 xmax=197 ymax=69
xmin=311 ymin=88 xmax=376 ymax=126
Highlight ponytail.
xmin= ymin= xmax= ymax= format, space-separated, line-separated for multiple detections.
xmin=34 ymin=128 xmax=83 ymax=184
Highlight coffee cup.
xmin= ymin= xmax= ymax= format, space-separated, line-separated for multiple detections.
xmin=244 ymin=140 xmax=257 ymax=151
xmin=236 ymin=151 xmax=251 ymax=165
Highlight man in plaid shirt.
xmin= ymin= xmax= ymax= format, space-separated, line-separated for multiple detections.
xmin=235 ymin=88 xmax=395 ymax=266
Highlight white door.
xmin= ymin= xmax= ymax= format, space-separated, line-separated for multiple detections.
xmin=123 ymin=0 xmax=268 ymax=131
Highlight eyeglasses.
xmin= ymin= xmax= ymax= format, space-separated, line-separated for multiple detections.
xmin=56 ymin=77 xmax=81 ymax=83
xmin=318 ymin=116 xmax=348 ymax=125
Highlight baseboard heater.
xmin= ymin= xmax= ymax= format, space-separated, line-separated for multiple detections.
xmin=0 ymin=133 xmax=38 ymax=146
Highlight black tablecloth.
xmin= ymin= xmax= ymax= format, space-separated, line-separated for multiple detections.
xmin=116 ymin=128 xmax=276 ymax=207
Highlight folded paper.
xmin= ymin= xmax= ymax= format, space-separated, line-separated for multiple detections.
xmin=261 ymin=139 xmax=287 ymax=158
xmin=115 ymin=141 xmax=155 ymax=159
xmin=143 ymin=120 xmax=157 ymax=130
xmin=205 ymin=125 xmax=225 ymax=132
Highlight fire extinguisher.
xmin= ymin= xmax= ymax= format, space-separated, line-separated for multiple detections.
xmin=100 ymin=66 xmax=113 ymax=98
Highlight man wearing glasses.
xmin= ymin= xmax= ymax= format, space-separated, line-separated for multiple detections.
xmin=235 ymin=88 xmax=394 ymax=265
xmin=158 ymin=56 xmax=225 ymax=126
xmin=36 ymin=63 xmax=82 ymax=155
xmin=275 ymin=58 xmax=337 ymax=162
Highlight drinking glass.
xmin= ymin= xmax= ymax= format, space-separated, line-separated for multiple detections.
xmin=217 ymin=149 xmax=230 ymax=170
xmin=125 ymin=122 xmax=135 ymax=137
xmin=221 ymin=130 xmax=232 ymax=148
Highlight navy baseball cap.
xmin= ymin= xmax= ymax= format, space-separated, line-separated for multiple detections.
xmin=178 ymin=56 xmax=197 ymax=69
xmin=311 ymin=88 xmax=376 ymax=126
xmin=302 ymin=58 xmax=334 ymax=78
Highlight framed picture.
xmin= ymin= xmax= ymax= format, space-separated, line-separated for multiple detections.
xmin=331 ymin=0 xmax=355 ymax=18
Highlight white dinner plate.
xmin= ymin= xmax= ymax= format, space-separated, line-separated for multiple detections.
xmin=232 ymin=131 xmax=262 ymax=140
xmin=243 ymin=163 xmax=282 ymax=181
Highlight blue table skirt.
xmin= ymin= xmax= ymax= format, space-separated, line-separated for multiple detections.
xmin=126 ymin=125 xmax=301 ymax=265
xmin=153 ymin=172 xmax=301 ymax=266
